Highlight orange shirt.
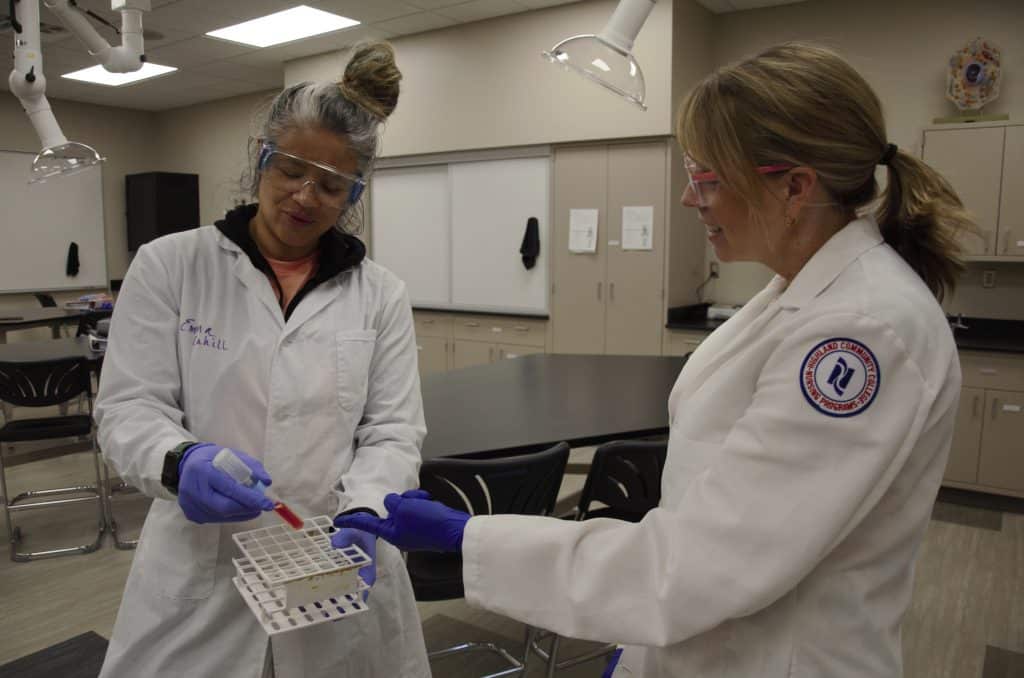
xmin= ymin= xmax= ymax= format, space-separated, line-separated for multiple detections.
xmin=265 ymin=250 xmax=319 ymax=310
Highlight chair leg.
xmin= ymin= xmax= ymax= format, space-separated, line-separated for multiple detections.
xmin=102 ymin=462 xmax=139 ymax=550
xmin=2 ymin=441 xmax=106 ymax=562
xmin=428 ymin=641 xmax=525 ymax=678
xmin=524 ymin=625 xmax=618 ymax=676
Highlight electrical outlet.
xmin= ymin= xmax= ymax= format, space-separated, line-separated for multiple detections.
xmin=709 ymin=262 xmax=719 ymax=278
xmin=982 ymin=270 xmax=996 ymax=288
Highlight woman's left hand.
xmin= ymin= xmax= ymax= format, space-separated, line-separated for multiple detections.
xmin=331 ymin=525 xmax=377 ymax=600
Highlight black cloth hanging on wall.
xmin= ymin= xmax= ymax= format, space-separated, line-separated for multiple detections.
xmin=519 ymin=217 xmax=540 ymax=270
xmin=66 ymin=242 xmax=80 ymax=277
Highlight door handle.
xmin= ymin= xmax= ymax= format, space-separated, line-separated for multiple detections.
xmin=609 ymin=282 xmax=615 ymax=301
xmin=991 ymin=398 xmax=999 ymax=421
xmin=597 ymin=282 xmax=602 ymax=301
xmin=488 ymin=346 xmax=494 ymax=362
xmin=1002 ymin=229 xmax=1011 ymax=254
xmin=984 ymin=232 xmax=992 ymax=254
xmin=973 ymin=394 xmax=980 ymax=419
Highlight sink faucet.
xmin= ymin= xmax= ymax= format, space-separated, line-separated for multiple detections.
xmin=950 ymin=313 xmax=969 ymax=330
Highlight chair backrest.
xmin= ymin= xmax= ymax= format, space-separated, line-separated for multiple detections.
xmin=577 ymin=440 xmax=667 ymax=522
xmin=0 ymin=357 xmax=92 ymax=408
xmin=420 ymin=442 xmax=570 ymax=517
xmin=34 ymin=293 xmax=58 ymax=308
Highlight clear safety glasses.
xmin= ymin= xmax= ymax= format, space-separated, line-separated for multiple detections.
xmin=683 ymin=155 xmax=794 ymax=207
xmin=258 ymin=143 xmax=366 ymax=209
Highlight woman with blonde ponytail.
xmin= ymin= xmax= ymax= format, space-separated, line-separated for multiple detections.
xmin=336 ymin=43 xmax=969 ymax=678
xmin=95 ymin=42 xmax=431 ymax=678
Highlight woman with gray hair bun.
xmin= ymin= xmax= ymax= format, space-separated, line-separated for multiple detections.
xmin=94 ymin=42 xmax=431 ymax=678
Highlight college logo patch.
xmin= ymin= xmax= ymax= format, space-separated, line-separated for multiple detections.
xmin=800 ymin=337 xmax=880 ymax=417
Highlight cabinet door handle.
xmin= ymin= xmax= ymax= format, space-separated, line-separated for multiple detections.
xmin=991 ymin=398 xmax=999 ymax=421
xmin=979 ymin=367 xmax=998 ymax=376
xmin=466 ymin=322 xmax=480 ymax=328
xmin=597 ymin=282 xmax=603 ymax=300
xmin=422 ymin=319 xmax=435 ymax=324
xmin=609 ymin=282 xmax=615 ymax=301
xmin=488 ymin=346 xmax=494 ymax=362
xmin=973 ymin=394 xmax=980 ymax=419
xmin=1002 ymin=229 xmax=1011 ymax=254
xmin=513 ymin=325 xmax=529 ymax=332
xmin=984 ymin=232 xmax=992 ymax=254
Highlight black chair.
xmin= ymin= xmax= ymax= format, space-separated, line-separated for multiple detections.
xmin=526 ymin=439 xmax=668 ymax=677
xmin=33 ymin=293 xmax=57 ymax=308
xmin=408 ymin=442 xmax=570 ymax=678
xmin=0 ymin=357 xmax=105 ymax=561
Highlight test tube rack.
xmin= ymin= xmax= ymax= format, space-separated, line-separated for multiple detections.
xmin=231 ymin=515 xmax=371 ymax=635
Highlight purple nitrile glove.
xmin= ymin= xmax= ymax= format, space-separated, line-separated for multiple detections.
xmin=333 ymin=489 xmax=469 ymax=553
xmin=330 ymin=526 xmax=377 ymax=601
xmin=177 ymin=443 xmax=274 ymax=524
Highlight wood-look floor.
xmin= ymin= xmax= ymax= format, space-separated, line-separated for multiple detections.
xmin=1 ymin=447 xmax=1021 ymax=677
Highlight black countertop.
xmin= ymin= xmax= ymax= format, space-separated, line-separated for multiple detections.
xmin=950 ymin=317 xmax=1024 ymax=354
xmin=666 ymin=306 xmax=1024 ymax=354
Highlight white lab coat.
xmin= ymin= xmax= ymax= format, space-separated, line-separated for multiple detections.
xmin=95 ymin=221 xmax=431 ymax=678
xmin=462 ymin=218 xmax=961 ymax=677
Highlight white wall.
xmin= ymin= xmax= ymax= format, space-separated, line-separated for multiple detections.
xmin=0 ymin=96 xmax=156 ymax=336
xmin=287 ymin=0 xmax=677 ymax=157
xmin=702 ymin=0 xmax=1024 ymax=314
xmin=153 ymin=90 xmax=278 ymax=227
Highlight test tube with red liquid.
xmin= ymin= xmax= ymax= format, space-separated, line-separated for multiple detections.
xmin=212 ymin=448 xmax=304 ymax=530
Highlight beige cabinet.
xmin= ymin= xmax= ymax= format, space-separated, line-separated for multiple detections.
xmin=552 ymin=141 xmax=667 ymax=356
xmin=944 ymin=386 xmax=984 ymax=483
xmin=414 ymin=312 xmax=453 ymax=379
xmin=977 ymin=389 xmax=1024 ymax=492
xmin=496 ymin=344 xmax=544 ymax=360
xmin=416 ymin=336 xmax=450 ymax=377
xmin=999 ymin=125 xmax=1024 ymax=256
xmin=414 ymin=311 xmax=547 ymax=374
xmin=922 ymin=123 xmax=1024 ymax=258
xmin=452 ymin=339 xmax=493 ymax=370
xmin=943 ymin=351 xmax=1024 ymax=497
xmin=662 ymin=329 xmax=709 ymax=357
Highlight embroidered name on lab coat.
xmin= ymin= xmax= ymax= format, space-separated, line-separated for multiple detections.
xmin=180 ymin=318 xmax=229 ymax=352
xmin=800 ymin=337 xmax=880 ymax=417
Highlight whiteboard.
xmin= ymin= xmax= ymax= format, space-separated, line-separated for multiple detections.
xmin=370 ymin=155 xmax=550 ymax=315
xmin=450 ymin=158 xmax=549 ymax=313
xmin=371 ymin=165 xmax=450 ymax=307
xmin=0 ymin=150 xmax=107 ymax=293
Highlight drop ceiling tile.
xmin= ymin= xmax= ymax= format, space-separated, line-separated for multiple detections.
xmin=373 ymin=11 xmax=456 ymax=35
xmin=311 ymin=0 xmax=422 ymax=24
xmin=435 ymin=0 xmax=529 ymax=23
xmin=404 ymin=0 xmax=477 ymax=9
xmin=147 ymin=35 xmax=259 ymax=69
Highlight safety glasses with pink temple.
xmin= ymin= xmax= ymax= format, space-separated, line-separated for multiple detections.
xmin=683 ymin=155 xmax=794 ymax=207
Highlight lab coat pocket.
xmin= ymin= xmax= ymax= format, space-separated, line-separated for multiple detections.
xmin=145 ymin=503 xmax=220 ymax=600
xmin=336 ymin=329 xmax=377 ymax=414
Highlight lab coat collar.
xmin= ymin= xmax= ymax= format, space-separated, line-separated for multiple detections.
xmin=776 ymin=217 xmax=883 ymax=310
xmin=213 ymin=203 xmax=366 ymax=279
xmin=214 ymin=204 xmax=367 ymax=321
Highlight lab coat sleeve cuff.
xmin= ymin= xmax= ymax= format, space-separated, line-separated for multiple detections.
xmin=462 ymin=515 xmax=495 ymax=610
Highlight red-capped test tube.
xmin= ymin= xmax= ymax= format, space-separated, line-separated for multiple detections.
xmin=212 ymin=448 xmax=304 ymax=530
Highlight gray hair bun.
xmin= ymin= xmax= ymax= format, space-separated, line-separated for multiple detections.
xmin=338 ymin=42 xmax=402 ymax=119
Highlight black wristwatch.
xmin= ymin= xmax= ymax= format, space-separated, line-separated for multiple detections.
xmin=161 ymin=441 xmax=198 ymax=495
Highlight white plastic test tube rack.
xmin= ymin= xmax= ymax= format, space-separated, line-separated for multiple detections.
xmin=231 ymin=515 xmax=371 ymax=635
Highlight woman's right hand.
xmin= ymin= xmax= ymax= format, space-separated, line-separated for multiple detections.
xmin=177 ymin=443 xmax=274 ymax=523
